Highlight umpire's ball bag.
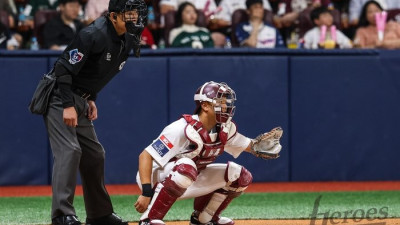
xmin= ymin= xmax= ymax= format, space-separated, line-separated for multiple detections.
xmin=28 ymin=70 xmax=56 ymax=115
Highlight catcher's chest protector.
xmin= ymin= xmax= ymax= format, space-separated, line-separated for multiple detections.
xmin=182 ymin=114 xmax=227 ymax=170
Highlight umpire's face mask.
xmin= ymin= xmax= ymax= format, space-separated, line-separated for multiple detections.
xmin=125 ymin=21 xmax=144 ymax=36
xmin=123 ymin=10 xmax=143 ymax=34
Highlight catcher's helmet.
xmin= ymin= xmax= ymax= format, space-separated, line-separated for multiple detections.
xmin=194 ymin=81 xmax=236 ymax=123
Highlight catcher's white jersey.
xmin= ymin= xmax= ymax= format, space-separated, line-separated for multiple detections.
xmin=144 ymin=114 xmax=251 ymax=168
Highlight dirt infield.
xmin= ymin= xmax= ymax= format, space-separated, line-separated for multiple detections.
xmin=1 ymin=181 xmax=400 ymax=197
xmin=129 ymin=218 xmax=400 ymax=225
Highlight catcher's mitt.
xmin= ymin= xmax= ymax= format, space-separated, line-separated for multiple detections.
xmin=250 ymin=127 xmax=283 ymax=160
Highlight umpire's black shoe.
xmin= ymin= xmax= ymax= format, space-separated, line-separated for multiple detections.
xmin=86 ymin=213 xmax=128 ymax=225
xmin=52 ymin=215 xmax=82 ymax=225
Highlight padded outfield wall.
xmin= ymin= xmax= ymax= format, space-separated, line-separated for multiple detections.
xmin=0 ymin=49 xmax=399 ymax=185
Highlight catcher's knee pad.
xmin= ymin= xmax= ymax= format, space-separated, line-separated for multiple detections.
xmin=162 ymin=158 xmax=197 ymax=198
xmin=170 ymin=158 xmax=198 ymax=189
xmin=224 ymin=161 xmax=253 ymax=192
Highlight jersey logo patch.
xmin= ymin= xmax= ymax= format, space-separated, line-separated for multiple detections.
xmin=160 ymin=135 xmax=174 ymax=149
xmin=68 ymin=49 xmax=84 ymax=64
xmin=151 ymin=135 xmax=173 ymax=157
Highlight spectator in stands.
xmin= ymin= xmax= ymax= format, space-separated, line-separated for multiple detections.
xmin=204 ymin=0 xmax=228 ymax=47
xmin=17 ymin=0 xmax=59 ymax=34
xmin=159 ymin=0 xmax=222 ymax=47
xmin=78 ymin=0 xmax=88 ymax=8
xmin=160 ymin=0 xmax=215 ymax=14
xmin=211 ymin=0 xmax=273 ymax=46
xmin=349 ymin=0 xmax=400 ymax=26
xmin=26 ymin=0 xmax=59 ymax=18
xmin=304 ymin=6 xmax=352 ymax=49
xmin=7 ymin=33 xmax=23 ymax=49
xmin=273 ymin=0 xmax=332 ymax=29
xmin=160 ymin=0 xmax=272 ymax=47
xmin=0 ymin=0 xmax=17 ymax=29
xmin=169 ymin=2 xmax=214 ymax=48
xmin=215 ymin=0 xmax=271 ymax=26
xmin=42 ymin=0 xmax=83 ymax=50
xmin=84 ymin=0 xmax=108 ymax=24
xmin=353 ymin=0 xmax=400 ymax=49
xmin=0 ymin=16 xmax=23 ymax=50
xmin=235 ymin=0 xmax=285 ymax=48
xmin=0 ymin=0 xmax=23 ymax=49
xmin=1 ymin=21 xmax=22 ymax=50
xmin=0 ymin=21 xmax=11 ymax=49
xmin=141 ymin=27 xmax=156 ymax=48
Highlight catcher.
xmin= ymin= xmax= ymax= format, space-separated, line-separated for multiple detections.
xmin=134 ymin=81 xmax=283 ymax=225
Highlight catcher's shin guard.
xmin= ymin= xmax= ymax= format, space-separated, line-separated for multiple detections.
xmin=140 ymin=158 xmax=197 ymax=221
xmin=193 ymin=162 xmax=252 ymax=224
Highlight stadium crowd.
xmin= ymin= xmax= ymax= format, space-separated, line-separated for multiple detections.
xmin=1 ymin=0 xmax=400 ymax=50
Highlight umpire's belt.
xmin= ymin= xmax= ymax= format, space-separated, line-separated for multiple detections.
xmin=73 ymin=88 xmax=91 ymax=100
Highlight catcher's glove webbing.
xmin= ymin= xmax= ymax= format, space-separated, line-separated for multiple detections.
xmin=250 ymin=127 xmax=283 ymax=160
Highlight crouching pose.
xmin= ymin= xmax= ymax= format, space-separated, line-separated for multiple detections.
xmin=134 ymin=81 xmax=283 ymax=225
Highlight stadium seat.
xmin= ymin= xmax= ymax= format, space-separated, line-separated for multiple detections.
xmin=230 ymin=9 xmax=274 ymax=47
xmin=151 ymin=0 xmax=162 ymax=24
xmin=0 ymin=10 xmax=9 ymax=28
xmin=387 ymin=8 xmax=400 ymax=23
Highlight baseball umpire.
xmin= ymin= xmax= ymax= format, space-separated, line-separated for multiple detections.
xmin=41 ymin=0 xmax=147 ymax=224
xmin=134 ymin=81 xmax=283 ymax=225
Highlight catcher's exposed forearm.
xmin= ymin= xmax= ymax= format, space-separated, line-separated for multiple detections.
xmin=139 ymin=150 xmax=153 ymax=192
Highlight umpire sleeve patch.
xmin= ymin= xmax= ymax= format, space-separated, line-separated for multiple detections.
xmin=68 ymin=49 xmax=84 ymax=64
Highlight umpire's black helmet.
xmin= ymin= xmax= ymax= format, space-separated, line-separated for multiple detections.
xmin=109 ymin=0 xmax=147 ymax=14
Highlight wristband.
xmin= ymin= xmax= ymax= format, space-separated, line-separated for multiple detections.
xmin=142 ymin=183 xmax=154 ymax=197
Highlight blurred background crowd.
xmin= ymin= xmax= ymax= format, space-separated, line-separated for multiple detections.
xmin=1 ymin=0 xmax=400 ymax=50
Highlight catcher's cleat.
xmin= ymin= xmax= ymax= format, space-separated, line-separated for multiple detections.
xmin=189 ymin=211 xmax=234 ymax=225
xmin=52 ymin=215 xmax=81 ymax=225
xmin=138 ymin=218 xmax=166 ymax=225
xmin=86 ymin=213 xmax=128 ymax=225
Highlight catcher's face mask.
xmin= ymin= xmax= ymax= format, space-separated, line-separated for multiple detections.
xmin=194 ymin=81 xmax=236 ymax=123
xmin=213 ymin=89 xmax=236 ymax=123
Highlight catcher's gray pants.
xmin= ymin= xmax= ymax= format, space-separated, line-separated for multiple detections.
xmin=44 ymin=92 xmax=113 ymax=219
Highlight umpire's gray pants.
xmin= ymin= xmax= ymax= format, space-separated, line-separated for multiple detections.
xmin=44 ymin=92 xmax=113 ymax=219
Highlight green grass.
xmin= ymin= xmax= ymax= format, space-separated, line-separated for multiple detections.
xmin=0 ymin=191 xmax=399 ymax=225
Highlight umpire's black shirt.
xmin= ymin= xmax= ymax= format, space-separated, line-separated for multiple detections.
xmin=54 ymin=16 xmax=136 ymax=108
